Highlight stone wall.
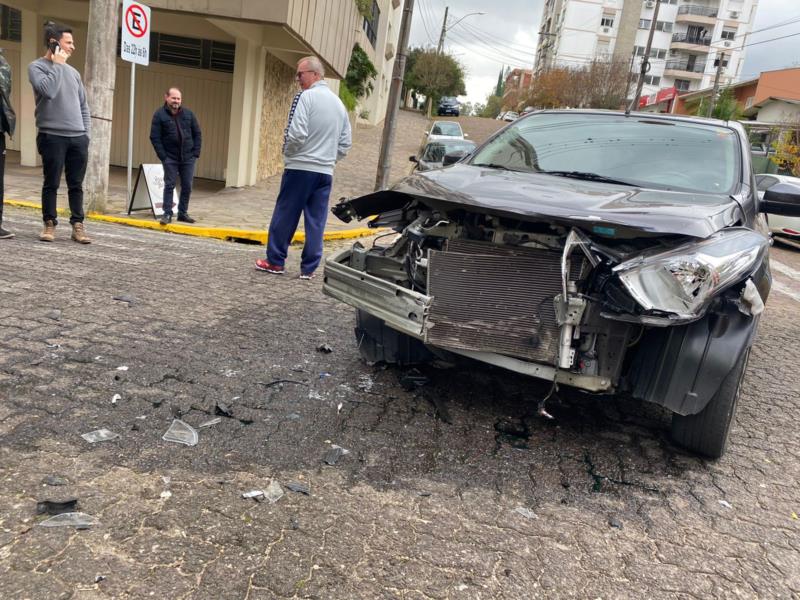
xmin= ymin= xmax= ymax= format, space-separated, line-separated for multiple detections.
xmin=258 ymin=53 xmax=298 ymax=180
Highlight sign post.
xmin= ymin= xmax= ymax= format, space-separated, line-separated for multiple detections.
xmin=120 ymin=0 xmax=151 ymax=205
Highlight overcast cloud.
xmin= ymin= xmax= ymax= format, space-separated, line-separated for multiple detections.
xmin=407 ymin=0 xmax=800 ymax=105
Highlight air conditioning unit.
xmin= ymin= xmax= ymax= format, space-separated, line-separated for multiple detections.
xmin=602 ymin=26 xmax=611 ymax=33
xmin=730 ymin=10 xmax=740 ymax=18
xmin=723 ymin=40 xmax=732 ymax=47
xmin=645 ymin=1 xmax=655 ymax=8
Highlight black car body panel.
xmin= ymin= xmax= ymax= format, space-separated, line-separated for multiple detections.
xmin=437 ymin=97 xmax=460 ymax=116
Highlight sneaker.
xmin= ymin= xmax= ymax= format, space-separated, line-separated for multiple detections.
xmin=40 ymin=220 xmax=56 ymax=242
xmin=0 ymin=227 xmax=14 ymax=239
xmin=177 ymin=213 xmax=196 ymax=223
xmin=255 ymin=259 xmax=285 ymax=274
xmin=159 ymin=213 xmax=173 ymax=225
xmin=299 ymin=272 xmax=315 ymax=280
xmin=70 ymin=222 xmax=91 ymax=244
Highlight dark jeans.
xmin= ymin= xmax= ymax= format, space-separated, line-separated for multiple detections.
xmin=0 ymin=134 xmax=5 ymax=225
xmin=36 ymin=132 xmax=89 ymax=225
xmin=162 ymin=158 xmax=195 ymax=216
xmin=267 ymin=169 xmax=332 ymax=274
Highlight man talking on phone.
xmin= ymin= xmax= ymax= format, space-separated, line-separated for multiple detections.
xmin=27 ymin=21 xmax=91 ymax=244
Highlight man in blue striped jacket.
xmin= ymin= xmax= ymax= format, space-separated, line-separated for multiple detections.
xmin=255 ymin=55 xmax=352 ymax=280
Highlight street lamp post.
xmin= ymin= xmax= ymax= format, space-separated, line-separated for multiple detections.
xmin=437 ymin=8 xmax=486 ymax=54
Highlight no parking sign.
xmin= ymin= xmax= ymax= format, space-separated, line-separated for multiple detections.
xmin=121 ymin=0 xmax=150 ymax=66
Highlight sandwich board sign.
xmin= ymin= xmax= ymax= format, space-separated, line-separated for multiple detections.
xmin=127 ymin=164 xmax=178 ymax=217
xmin=121 ymin=1 xmax=150 ymax=66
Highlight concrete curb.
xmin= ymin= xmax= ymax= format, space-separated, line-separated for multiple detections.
xmin=6 ymin=199 xmax=380 ymax=244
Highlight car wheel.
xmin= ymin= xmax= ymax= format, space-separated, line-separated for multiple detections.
xmin=455 ymin=112 xmax=459 ymax=117
xmin=354 ymin=309 xmax=433 ymax=365
xmin=670 ymin=348 xmax=750 ymax=458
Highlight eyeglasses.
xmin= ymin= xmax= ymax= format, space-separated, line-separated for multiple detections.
xmin=295 ymin=70 xmax=314 ymax=79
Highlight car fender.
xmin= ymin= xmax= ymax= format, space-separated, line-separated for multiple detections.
xmin=627 ymin=300 xmax=758 ymax=415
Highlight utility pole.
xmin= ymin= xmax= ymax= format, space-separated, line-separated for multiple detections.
xmin=624 ymin=47 xmax=636 ymax=105
xmin=708 ymin=52 xmax=726 ymax=117
xmin=628 ymin=0 xmax=661 ymax=112
xmin=374 ymin=0 xmax=415 ymax=191
xmin=437 ymin=6 xmax=449 ymax=54
xmin=83 ymin=0 xmax=120 ymax=213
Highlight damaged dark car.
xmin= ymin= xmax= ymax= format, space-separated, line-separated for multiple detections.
xmin=323 ymin=110 xmax=800 ymax=458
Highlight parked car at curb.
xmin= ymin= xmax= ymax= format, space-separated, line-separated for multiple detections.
xmin=410 ymin=139 xmax=477 ymax=172
xmin=325 ymin=109 xmax=800 ymax=458
xmin=503 ymin=111 xmax=519 ymax=122
xmin=425 ymin=120 xmax=466 ymax=142
xmin=756 ymin=173 xmax=800 ymax=249
xmin=437 ymin=96 xmax=460 ymax=117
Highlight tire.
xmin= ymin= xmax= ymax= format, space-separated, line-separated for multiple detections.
xmin=354 ymin=309 xmax=433 ymax=365
xmin=670 ymin=348 xmax=750 ymax=458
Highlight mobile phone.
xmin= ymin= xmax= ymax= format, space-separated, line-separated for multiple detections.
xmin=48 ymin=40 xmax=60 ymax=54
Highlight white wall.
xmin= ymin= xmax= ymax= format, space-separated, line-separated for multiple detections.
xmin=757 ymin=101 xmax=800 ymax=124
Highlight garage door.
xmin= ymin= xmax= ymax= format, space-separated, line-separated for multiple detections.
xmin=111 ymin=60 xmax=232 ymax=181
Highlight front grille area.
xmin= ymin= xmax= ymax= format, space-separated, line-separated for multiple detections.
xmin=426 ymin=240 xmax=577 ymax=363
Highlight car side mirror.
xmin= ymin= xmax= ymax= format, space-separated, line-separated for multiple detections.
xmin=424 ymin=130 xmax=429 ymax=135
xmin=443 ymin=150 xmax=467 ymax=166
xmin=409 ymin=155 xmax=418 ymax=163
xmin=463 ymin=133 xmax=469 ymax=138
xmin=761 ymin=182 xmax=800 ymax=217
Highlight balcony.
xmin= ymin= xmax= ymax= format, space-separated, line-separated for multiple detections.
xmin=676 ymin=5 xmax=719 ymax=25
xmin=671 ymin=33 xmax=712 ymax=52
xmin=664 ymin=58 xmax=707 ymax=80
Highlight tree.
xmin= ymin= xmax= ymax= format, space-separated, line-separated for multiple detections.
xmin=523 ymin=59 xmax=629 ymax=110
xmin=403 ymin=48 xmax=466 ymax=112
xmin=771 ymin=127 xmax=800 ymax=176
xmin=694 ymin=87 xmax=742 ymax=121
xmin=472 ymin=102 xmax=486 ymax=117
xmin=494 ymin=67 xmax=505 ymax=97
xmin=460 ymin=101 xmax=473 ymax=116
xmin=344 ymin=43 xmax=377 ymax=99
xmin=480 ymin=95 xmax=503 ymax=118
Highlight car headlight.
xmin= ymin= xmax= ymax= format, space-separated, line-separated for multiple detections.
xmin=612 ymin=228 xmax=768 ymax=318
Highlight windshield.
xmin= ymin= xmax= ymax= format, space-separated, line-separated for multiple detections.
xmin=469 ymin=112 xmax=739 ymax=194
xmin=421 ymin=141 xmax=476 ymax=162
xmin=430 ymin=122 xmax=462 ymax=137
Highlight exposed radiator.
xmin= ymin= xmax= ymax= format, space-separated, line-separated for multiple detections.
xmin=426 ymin=239 xmax=582 ymax=364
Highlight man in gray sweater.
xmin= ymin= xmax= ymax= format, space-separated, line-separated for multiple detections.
xmin=28 ymin=21 xmax=91 ymax=244
xmin=255 ymin=55 xmax=351 ymax=279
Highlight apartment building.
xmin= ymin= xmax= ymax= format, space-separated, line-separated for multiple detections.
xmin=534 ymin=0 xmax=759 ymax=100
xmin=1 ymin=0 xmax=400 ymax=186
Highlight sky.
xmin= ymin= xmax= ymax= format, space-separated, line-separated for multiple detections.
xmin=406 ymin=0 xmax=800 ymax=106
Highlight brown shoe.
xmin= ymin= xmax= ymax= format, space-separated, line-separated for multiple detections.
xmin=40 ymin=220 xmax=56 ymax=242
xmin=71 ymin=222 xmax=91 ymax=244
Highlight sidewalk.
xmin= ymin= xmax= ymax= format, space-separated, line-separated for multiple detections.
xmin=4 ymin=109 xmax=431 ymax=241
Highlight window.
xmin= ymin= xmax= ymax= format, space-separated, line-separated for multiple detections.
xmin=601 ymin=16 xmax=614 ymax=28
xmin=674 ymin=78 xmax=691 ymax=92
xmin=0 ymin=5 xmax=21 ymax=42
xmin=363 ymin=0 xmax=380 ymax=47
xmin=597 ymin=40 xmax=610 ymax=56
xmin=639 ymin=20 xmax=671 ymax=31
xmin=635 ymin=46 xmax=667 ymax=59
xmin=117 ymin=31 xmax=236 ymax=73
xmin=643 ymin=75 xmax=661 ymax=86
xmin=721 ymin=28 xmax=737 ymax=41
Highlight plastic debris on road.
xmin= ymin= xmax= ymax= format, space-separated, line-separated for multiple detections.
xmin=608 ymin=516 xmax=624 ymax=529
xmin=323 ymin=444 xmax=350 ymax=466
xmin=111 ymin=393 xmax=121 ymax=404
xmin=242 ymin=490 xmax=265 ymax=501
xmin=112 ymin=294 xmax=136 ymax=305
xmin=316 ymin=343 xmax=333 ymax=353
xmin=38 ymin=512 xmax=99 ymax=529
xmin=36 ymin=498 xmax=78 ymax=515
xmin=81 ymin=429 xmax=119 ymax=443
xmin=265 ymin=480 xmax=284 ymax=503
xmin=514 ymin=506 xmax=538 ymax=520
xmin=718 ymin=500 xmax=733 ymax=509
xmin=162 ymin=419 xmax=199 ymax=446
xmin=46 ymin=309 xmax=62 ymax=320
xmin=198 ymin=417 xmax=222 ymax=428
xmin=42 ymin=475 xmax=68 ymax=486
xmin=285 ymin=482 xmax=310 ymax=495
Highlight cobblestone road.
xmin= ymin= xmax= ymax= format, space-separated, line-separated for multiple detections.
xmin=1 ymin=210 xmax=799 ymax=599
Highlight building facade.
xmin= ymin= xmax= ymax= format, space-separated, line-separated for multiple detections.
xmin=1 ymin=0 xmax=399 ymax=186
xmin=534 ymin=0 xmax=759 ymax=100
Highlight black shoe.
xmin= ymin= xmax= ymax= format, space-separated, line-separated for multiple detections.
xmin=177 ymin=213 xmax=196 ymax=224
xmin=0 ymin=227 xmax=14 ymax=239
xmin=159 ymin=213 xmax=172 ymax=225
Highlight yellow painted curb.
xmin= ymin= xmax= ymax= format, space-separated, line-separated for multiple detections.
xmin=5 ymin=199 xmax=381 ymax=244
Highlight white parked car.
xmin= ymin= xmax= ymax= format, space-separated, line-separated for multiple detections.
xmin=426 ymin=120 xmax=465 ymax=142
xmin=756 ymin=173 xmax=800 ymax=249
xmin=502 ymin=111 xmax=519 ymax=122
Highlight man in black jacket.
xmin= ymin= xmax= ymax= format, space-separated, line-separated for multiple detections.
xmin=149 ymin=87 xmax=201 ymax=225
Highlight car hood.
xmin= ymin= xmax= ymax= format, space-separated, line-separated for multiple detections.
xmin=334 ymin=164 xmax=742 ymax=238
